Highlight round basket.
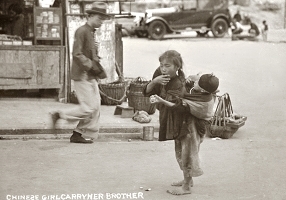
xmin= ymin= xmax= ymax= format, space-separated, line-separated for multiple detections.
xmin=208 ymin=125 xmax=238 ymax=139
xmin=129 ymin=77 xmax=150 ymax=93
xmin=99 ymin=82 xmax=126 ymax=105
xmin=127 ymin=77 xmax=155 ymax=114
xmin=127 ymin=92 xmax=156 ymax=114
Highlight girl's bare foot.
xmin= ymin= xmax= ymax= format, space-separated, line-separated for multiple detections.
xmin=167 ymin=187 xmax=191 ymax=195
xmin=171 ymin=178 xmax=193 ymax=187
xmin=171 ymin=180 xmax=184 ymax=186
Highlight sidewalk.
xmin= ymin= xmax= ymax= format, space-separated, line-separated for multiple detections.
xmin=0 ymin=98 xmax=160 ymax=139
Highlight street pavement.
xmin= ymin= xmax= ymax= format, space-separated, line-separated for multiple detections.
xmin=0 ymin=99 xmax=160 ymax=139
xmin=1 ymin=29 xmax=286 ymax=200
xmin=1 ymin=132 xmax=286 ymax=200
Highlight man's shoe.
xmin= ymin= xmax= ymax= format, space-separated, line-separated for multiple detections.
xmin=51 ymin=112 xmax=60 ymax=129
xmin=70 ymin=131 xmax=93 ymax=144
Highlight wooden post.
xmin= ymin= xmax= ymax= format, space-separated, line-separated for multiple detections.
xmin=115 ymin=24 xmax=123 ymax=80
xmin=64 ymin=27 xmax=70 ymax=103
xmin=284 ymin=0 xmax=286 ymax=29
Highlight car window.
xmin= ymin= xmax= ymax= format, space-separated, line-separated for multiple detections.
xmin=214 ymin=0 xmax=228 ymax=9
xmin=167 ymin=0 xmax=182 ymax=7
xmin=183 ymin=0 xmax=197 ymax=10
xmin=198 ymin=0 xmax=213 ymax=10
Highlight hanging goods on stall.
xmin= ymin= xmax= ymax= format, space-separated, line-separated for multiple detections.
xmin=208 ymin=93 xmax=247 ymax=139
xmin=127 ymin=77 xmax=156 ymax=115
xmin=39 ymin=0 xmax=55 ymax=8
xmin=99 ymin=61 xmax=126 ymax=105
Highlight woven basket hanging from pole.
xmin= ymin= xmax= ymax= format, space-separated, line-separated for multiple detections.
xmin=208 ymin=93 xmax=245 ymax=139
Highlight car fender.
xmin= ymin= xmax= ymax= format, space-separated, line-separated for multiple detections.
xmin=210 ymin=14 xmax=231 ymax=27
xmin=145 ymin=17 xmax=173 ymax=31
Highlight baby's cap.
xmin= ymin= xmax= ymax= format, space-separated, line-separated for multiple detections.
xmin=198 ymin=73 xmax=219 ymax=93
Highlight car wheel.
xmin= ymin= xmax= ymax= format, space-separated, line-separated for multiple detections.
xmin=148 ymin=21 xmax=166 ymax=40
xmin=211 ymin=18 xmax=228 ymax=38
xmin=135 ymin=30 xmax=148 ymax=38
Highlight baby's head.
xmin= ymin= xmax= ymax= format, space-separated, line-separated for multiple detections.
xmin=194 ymin=73 xmax=219 ymax=94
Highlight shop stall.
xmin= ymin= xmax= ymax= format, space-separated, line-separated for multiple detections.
xmin=0 ymin=0 xmax=130 ymax=103
xmin=0 ymin=0 xmax=65 ymax=91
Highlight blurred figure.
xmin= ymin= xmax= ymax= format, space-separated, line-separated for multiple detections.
xmin=248 ymin=20 xmax=260 ymax=37
xmin=5 ymin=3 xmax=24 ymax=38
xmin=231 ymin=18 xmax=243 ymax=35
xmin=242 ymin=13 xmax=251 ymax=25
xmin=261 ymin=20 xmax=268 ymax=41
xmin=231 ymin=18 xmax=242 ymax=40
xmin=233 ymin=8 xmax=242 ymax=23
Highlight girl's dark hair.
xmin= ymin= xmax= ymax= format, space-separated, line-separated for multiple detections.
xmin=159 ymin=50 xmax=185 ymax=79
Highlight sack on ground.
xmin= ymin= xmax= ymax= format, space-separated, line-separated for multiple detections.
xmin=132 ymin=111 xmax=152 ymax=123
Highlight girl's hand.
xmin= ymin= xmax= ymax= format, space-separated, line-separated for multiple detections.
xmin=150 ymin=95 xmax=164 ymax=104
xmin=150 ymin=95 xmax=175 ymax=107
xmin=145 ymin=74 xmax=169 ymax=94
xmin=154 ymin=95 xmax=164 ymax=103
xmin=152 ymin=74 xmax=170 ymax=85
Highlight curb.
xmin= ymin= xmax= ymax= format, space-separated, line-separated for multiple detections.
xmin=0 ymin=126 xmax=160 ymax=140
xmin=0 ymin=132 xmax=160 ymax=141
xmin=0 ymin=133 xmax=142 ymax=141
xmin=0 ymin=126 xmax=160 ymax=135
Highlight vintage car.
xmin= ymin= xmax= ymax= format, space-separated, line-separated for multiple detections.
xmin=111 ymin=1 xmax=145 ymax=37
xmin=134 ymin=0 xmax=232 ymax=40
xmin=114 ymin=14 xmax=137 ymax=36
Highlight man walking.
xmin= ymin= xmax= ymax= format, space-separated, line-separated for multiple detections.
xmin=51 ymin=2 xmax=111 ymax=143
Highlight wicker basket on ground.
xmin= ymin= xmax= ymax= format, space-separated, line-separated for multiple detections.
xmin=128 ymin=77 xmax=149 ymax=93
xmin=98 ymin=61 xmax=127 ymax=105
xmin=208 ymin=93 xmax=247 ymax=139
xmin=127 ymin=77 xmax=156 ymax=114
xmin=127 ymin=92 xmax=156 ymax=114
xmin=99 ymin=82 xmax=126 ymax=105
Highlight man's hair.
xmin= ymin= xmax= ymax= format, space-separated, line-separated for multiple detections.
xmin=87 ymin=13 xmax=95 ymax=18
xmin=87 ymin=13 xmax=103 ymax=18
